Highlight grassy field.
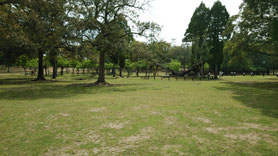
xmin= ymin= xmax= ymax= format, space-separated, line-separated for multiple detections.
xmin=0 ymin=73 xmax=278 ymax=156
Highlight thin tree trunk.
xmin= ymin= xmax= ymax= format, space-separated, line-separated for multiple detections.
xmin=44 ymin=68 xmax=47 ymax=76
xmin=119 ymin=67 xmax=123 ymax=77
xmin=136 ymin=69 xmax=139 ymax=76
xmin=61 ymin=67 xmax=64 ymax=75
xmin=112 ymin=64 xmax=116 ymax=77
xmin=52 ymin=60 xmax=57 ymax=79
xmin=24 ymin=68 xmax=26 ymax=76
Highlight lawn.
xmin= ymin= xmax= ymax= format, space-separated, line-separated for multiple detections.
xmin=0 ymin=73 xmax=278 ymax=155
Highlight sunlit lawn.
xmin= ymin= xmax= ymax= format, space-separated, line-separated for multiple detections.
xmin=0 ymin=73 xmax=278 ymax=155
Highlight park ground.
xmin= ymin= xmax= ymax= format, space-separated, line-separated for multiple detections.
xmin=0 ymin=73 xmax=278 ymax=155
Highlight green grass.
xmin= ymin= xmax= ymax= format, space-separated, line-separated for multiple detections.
xmin=0 ymin=73 xmax=278 ymax=155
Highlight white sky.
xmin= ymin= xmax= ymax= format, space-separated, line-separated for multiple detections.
xmin=138 ymin=0 xmax=243 ymax=45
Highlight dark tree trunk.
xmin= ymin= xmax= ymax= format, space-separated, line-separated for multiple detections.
xmin=96 ymin=51 xmax=106 ymax=84
xmin=61 ymin=67 xmax=64 ymax=75
xmin=127 ymin=70 xmax=130 ymax=78
xmin=52 ymin=59 xmax=57 ymax=79
xmin=72 ymin=68 xmax=75 ymax=74
xmin=82 ymin=68 xmax=85 ymax=75
xmin=77 ymin=68 xmax=80 ymax=74
xmin=35 ymin=49 xmax=46 ymax=81
xmin=119 ymin=67 xmax=123 ymax=77
xmin=136 ymin=69 xmax=139 ymax=76
xmin=112 ymin=64 xmax=116 ymax=77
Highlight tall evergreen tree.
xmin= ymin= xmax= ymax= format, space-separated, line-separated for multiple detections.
xmin=207 ymin=1 xmax=229 ymax=77
xmin=183 ymin=2 xmax=210 ymax=76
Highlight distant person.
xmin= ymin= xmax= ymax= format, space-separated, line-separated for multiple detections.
xmin=208 ymin=72 xmax=211 ymax=80
xmin=251 ymin=72 xmax=254 ymax=77
xmin=219 ymin=71 xmax=223 ymax=77
xmin=231 ymin=72 xmax=233 ymax=76
xmin=234 ymin=72 xmax=237 ymax=76
xmin=276 ymin=73 xmax=278 ymax=77
xmin=243 ymin=72 xmax=246 ymax=76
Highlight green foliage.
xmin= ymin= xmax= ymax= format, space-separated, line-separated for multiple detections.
xmin=105 ymin=63 xmax=114 ymax=70
xmin=57 ymin=57 xmax=70 ymax=68
xmin=26 ymin=58 xmax=38 ymax=69
xmin=169 ymin=46 xmax=191 ymax=68
xmin=16 ymin=55 xmax=28 ymax=68
xmin=167 ymin=59 xmax=181 ymax=72
xmin=183 ymin=2 xmax=210 ymax=74
xmin=207 ymin=1 xmax=229 ymax=74
xmin=70 ymin=60 xmax=79 ymax=68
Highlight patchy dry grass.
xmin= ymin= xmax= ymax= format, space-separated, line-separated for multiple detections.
xmin=0 ymin=73 xmax=278 ymax=155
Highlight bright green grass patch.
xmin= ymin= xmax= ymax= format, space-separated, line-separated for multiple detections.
xmin=0 ymin=73 xmax=278 ymax=155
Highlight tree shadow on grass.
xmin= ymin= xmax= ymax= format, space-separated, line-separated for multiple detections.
xmin=0 ymin=79 xmax=147 ymax=101
xmin=215 ymin=81 xmax=278 ymax=118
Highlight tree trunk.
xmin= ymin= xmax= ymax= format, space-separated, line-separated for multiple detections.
xmin=44 ymin=68 xmax=47 ymax=76
xmin=112 ymin=64 xmax=116 ymax=77
xmin=119 ymin=67 xmax=123 ymax=77
xmin=61 ymin=67 xmax=64 ymax=75
xmin=136 ymin=69 xmax=139 ymax=76
xmin=127 ymin=70 xmax=130 ymax=78
xmin=52 ymin=60 xmax=57 ymax=79
xmin=96 ymin=51 xmax=106 ymax=84
xmin=24 ymin=68 xmax=26 ymax=76
xmin=82 ymin=68 xmax=85 ymax=75
xmin=7 ymin=65 xmax=10 ymax=73
xmin=200 ymin=63 xmax=204 ymax=77
xmin=35 ymin=49 xmax=46 ymax=81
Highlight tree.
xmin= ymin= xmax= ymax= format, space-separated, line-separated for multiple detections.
xmin=183 ymin=2 xmax=210 ymax=76
xmin=57 ymin=56 xmax=70 ymax=75
xmin=244 ymin=0 xmax=278 ymax=45
xmin=169 ymin=46 xmax=192 ymax=71
xmin=1 ymin=0 xmax=72 ymax=80
xmin=16 ymin=55 xmax=28 ymax=75
xmin=168 ymin=60 xmax=182 ymax=72
xmin=76 ymin=0 xmax=151 ymax=85
xmin=207 ymin=1 xmax=229 ymax=77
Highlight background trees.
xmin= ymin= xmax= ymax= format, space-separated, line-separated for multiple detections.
xmin=183 ymin=2 xmax=210 ymax=77
xmin=207 ymin=1 xmax=229 ymax=77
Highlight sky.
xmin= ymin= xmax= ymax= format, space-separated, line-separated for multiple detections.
xmin=138 ymin=0 xmax=243 ymax=45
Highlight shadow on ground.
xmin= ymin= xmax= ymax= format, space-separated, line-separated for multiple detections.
xmin=215 ymin=81 xmax=278 ymax=118
xmin=0 ymin=78 xmax=147 ymax=101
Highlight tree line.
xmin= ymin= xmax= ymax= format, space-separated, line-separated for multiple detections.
xmin=1 ymin=0 xmax=278 ymax=83
xmin=183 ymin=1 xmax=278 ymax=78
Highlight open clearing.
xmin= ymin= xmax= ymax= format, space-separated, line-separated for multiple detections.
xmin=0 ymin=74 xmax=278 ymax=155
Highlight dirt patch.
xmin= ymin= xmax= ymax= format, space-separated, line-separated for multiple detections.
xmin=196 ymin=117 xmax=212 ymax=124
xmin=193 ymin=135 xmax=205 ymax=144
xmin=60 ymin=113 xmax=70 ymax=117
xmin=165 ymin=116 xmax=178 ymax=125
xmin=103 ymin=122 xmax=127 ymax=129
xmin=119 ymin=127 xmax=155 ymax=144
xmin=242 ymin=123 xmax=278 ymax=132
xmin=224 ymin=133 xmax=261 ymax=144
xmin=160 ymin=145 xmax=184 ymax=155
xmin=150 ymin=111 xmax=162 ymax=115
xmin=89 ymin=107 xmax=106 ymax=113
xmin=44 ymin=146 xmax=89 ymax=156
